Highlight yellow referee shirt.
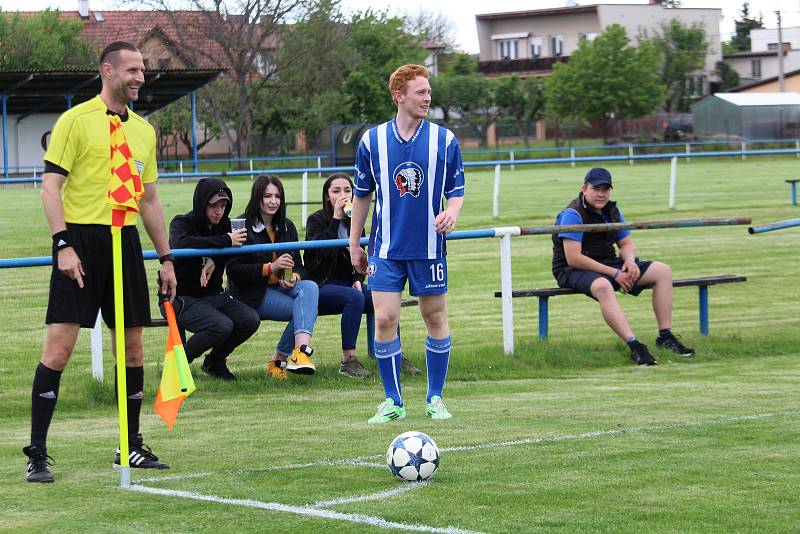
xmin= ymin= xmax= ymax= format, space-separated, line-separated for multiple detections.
xmin=44 ymin=95 xmax=158 ymax=225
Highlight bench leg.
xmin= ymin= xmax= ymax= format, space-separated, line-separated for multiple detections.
xmin=538 ymin=296 xmax=549 ymax=339
xmin=366 ymin=311 xmax=375 ymax=359
xmin=792 ymin=182 xmax=798 ymax=207
xmin=698 ymin=286 xmax=709 ymax=335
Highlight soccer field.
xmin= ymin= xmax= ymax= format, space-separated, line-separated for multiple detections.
xmin=1 ymin=157 xmax=799 ymax=532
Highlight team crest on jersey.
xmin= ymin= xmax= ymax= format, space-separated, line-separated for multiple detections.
xmin=393 ymin=162 xmax=424 ymax=198
xmin=367 ymin=262 xmax=377 ymax=277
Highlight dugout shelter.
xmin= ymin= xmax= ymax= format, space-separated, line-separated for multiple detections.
xmin=0 ymin=68 xmax=222 ymax=178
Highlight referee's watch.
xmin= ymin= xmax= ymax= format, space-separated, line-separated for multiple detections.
xmin=159 ymin=253 xmax=175 ymax=264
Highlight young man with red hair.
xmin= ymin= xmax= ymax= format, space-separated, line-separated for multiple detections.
xmin=349 ymin=64 xmax=465 ymax=424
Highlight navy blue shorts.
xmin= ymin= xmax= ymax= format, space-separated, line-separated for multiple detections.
xmin=557 ymin=258 xmax=652 ymax=299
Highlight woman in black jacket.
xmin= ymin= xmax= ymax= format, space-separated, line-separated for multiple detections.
xmin=227 ymin=175 xmax=319 ymax=379
xmin=304 ymin=173 xmax=372 ymax=378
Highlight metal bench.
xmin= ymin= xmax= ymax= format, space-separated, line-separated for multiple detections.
xmin=493 ymin=275 xmax=746 ymax=339
xmin=786 ymin=179 xmax=799 ymax=206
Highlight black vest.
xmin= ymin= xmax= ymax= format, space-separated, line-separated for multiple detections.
xmin=552 ymin=193 xmax=622 ymax=279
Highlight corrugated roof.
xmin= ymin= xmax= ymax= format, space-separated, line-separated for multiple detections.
xmin=714 ymin=92 xmax=800 ymax=106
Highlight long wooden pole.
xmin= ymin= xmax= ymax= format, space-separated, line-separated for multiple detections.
xmin=520 ymin=217 xmax=751 ymax=235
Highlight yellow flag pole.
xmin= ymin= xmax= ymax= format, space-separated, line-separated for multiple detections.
xmin=112 ymin=226 xmax=131 ymax=487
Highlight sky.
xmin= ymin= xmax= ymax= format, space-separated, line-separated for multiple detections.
xmin=3 ymin=0 xmax=799 ymax=53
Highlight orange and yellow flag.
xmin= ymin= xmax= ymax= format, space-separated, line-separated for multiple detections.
xmin=154 ymin=301 xmax=196 ymax=429
xmin=107 ymin=114 xmax=144 ymax=227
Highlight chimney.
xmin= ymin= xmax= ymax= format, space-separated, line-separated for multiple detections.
xmin=78 ymin=0 xmax=89 ymax=18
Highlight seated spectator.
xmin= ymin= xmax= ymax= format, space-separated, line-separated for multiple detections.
xmin=227 ymin=174 xmax=319 ymax=378
xmin=304 ymin=173 xmax=373 ymax=378
xmin=551 ymin=167 xmax=695 ymax=366
xmin=305 ymin=173 xmax=421 ymax=378
xmin=167 ymin=178 xmax=261 ymax=380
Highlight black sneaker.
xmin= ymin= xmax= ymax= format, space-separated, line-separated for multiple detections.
xmin=114 ymin=434 xmax=169 ymax=469
xmin=23 ymin=444 xmax=54 ymax=483
xmin=630 ymin=341 xmax=658 ymax=366
xmin=656 ymin=332 xmax=695 ymax=357
xmin=201 ymin=356 xmax=237 ymax=381
xmin=400 ymin=353 xmax=420 ymax=376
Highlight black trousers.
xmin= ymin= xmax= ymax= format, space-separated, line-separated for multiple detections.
xmin=167 ymin=292 xmax=260 ymax=362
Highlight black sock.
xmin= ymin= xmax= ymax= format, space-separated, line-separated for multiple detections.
xmin=30 ymin=362 xmax=62 ymax=449
xmin=658 ymin=328 xmax=672 ymax=339
xmin=626 ymin=339 xmax=641 ymax=349
xmin=116 ymin=366 xmax=144 ymax=444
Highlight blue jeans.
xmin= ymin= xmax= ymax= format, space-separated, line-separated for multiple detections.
xmin=255 ymin=280 xmax=319 ymax=356
xmin=317 ymin=279 xmax=373 ymax=351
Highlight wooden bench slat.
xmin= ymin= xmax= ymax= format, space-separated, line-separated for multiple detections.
xmin=493 ymin=275 xmax=747 ymax=298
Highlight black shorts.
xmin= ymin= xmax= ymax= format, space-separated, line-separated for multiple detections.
xmin=46 ymin=224 xmax=151 ymax=329
xmin=557 ymin=258 xmax=653 ymax=299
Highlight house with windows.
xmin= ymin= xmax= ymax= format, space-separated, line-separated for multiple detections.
xmin=724 ymin=27 xmax=800 ymax=85
xmin=475 ymin=1 xmax=721 ymax=98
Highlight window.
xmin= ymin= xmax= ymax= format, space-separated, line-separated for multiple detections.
xmin=529 ymin=37 xmax=542 ymax=58
xmin=751 ymin=59 xmax=761 ymax=79
xmin=578 ymin=32 xmax=598 ymax=44
xmin=767 ymin=42 xmax=791 ymax=51
xmin=550 ymin=35 xmax=563 ymax=56
xmin=684 ymin=75 xmax=705 ymax=97
xmin=497 ymin=40 xmax=518 ymax=60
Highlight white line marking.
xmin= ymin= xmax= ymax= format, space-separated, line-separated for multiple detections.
xmin=136 ymin=409 xmax=799 ymax=484
xmin=127 ymin=484 xmax=481 ymax=534
xmin=309 ymin=482 xmax=428 ymax=508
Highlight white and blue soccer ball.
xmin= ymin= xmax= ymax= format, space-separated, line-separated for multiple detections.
xmin=386 ymin=431 xmax=440 ymax=482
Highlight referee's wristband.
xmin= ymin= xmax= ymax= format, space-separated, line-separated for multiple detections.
xmin=158 ymin=253 xmax=175 ymax=264
xmin=53 ymin=230 xmax=72 ymax=251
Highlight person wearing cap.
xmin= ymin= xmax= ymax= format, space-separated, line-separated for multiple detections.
xmin=551 ymin=167 xmax=695 ymax=366
xmin=167 ymin=177 xmax=261 ymax=380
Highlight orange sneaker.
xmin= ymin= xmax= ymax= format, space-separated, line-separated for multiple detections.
xmin=286 ymin=345 xmax=315 ymax=375
xmin=266 ymin=359 xmax=288 ymax=379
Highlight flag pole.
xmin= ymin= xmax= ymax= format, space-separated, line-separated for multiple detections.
xmin=112 ymin=226 xmax=131 ymax=487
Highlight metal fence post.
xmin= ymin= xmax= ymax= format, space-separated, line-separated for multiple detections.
xmin=685 ymin=143 xmax=690 ymax=163
xmin=91 ymin=310 xmax=104 ymax=382
xmin=301 ymin=172 xmax=308 ymax=228
xmin=493 ymin=164 xmax=501 ymax=219
xmin=741 ymin=141 xmax=746 ymax=161
xmin=669 ymin=157 xmax=677 ymax=210
xmin=628 ymin=144 xmax=634 ymax=165
xmin=570 ymin=147 xmax=576 ymax=168
xmin=509 ymin=150 xmax=515 ymax=171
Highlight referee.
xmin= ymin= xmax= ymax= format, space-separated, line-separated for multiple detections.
xmin=23 ymin=41 xmax=177 ymax=483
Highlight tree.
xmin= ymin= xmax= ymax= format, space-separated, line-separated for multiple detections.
xmin=0 ymin=9 xmax=97 ymax=70
xmin=546 ymin=24 xmax=664 ymax=144
xmin=149 ymin=90 xmax=220 ymax=160
xmin=648 ymin=18 xmax=709 ymax=112
xmin=494 ymin=76 xmax=545 ymax=146
xmin=344 ymin=9 xmax=427 ymax=122
xmin=714 ymin=61 xmax=740 ymax=92
xmin=143 ymin=0 xmax=311 ymax=162
xmin=730 ymin=2 xmax=764 ymax=52
xmin=402 ymin=8 xmax=458 ymax=52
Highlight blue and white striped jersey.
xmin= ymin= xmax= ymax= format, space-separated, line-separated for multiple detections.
xmin=354 ymin=118 xmax=465 ymax=260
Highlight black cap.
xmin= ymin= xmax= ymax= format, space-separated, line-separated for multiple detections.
xmin=584 ymin=167 xmax=613 ymax=187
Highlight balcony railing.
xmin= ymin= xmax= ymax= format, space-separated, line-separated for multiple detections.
xmin=478 ymin=56 xmax=569 ymax=75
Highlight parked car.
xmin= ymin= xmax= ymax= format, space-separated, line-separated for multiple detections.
xmin=662 ymin=115 xmax=694 ymax=142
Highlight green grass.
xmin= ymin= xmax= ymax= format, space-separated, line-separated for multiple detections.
xmin=1 ymin=156 xmax=799 ymax=532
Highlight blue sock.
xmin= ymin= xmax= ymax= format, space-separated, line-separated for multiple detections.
xmin=425 ymin=335 xmax=451 ymax=403
xmin=374 ymin=337 xmax=403 ymax=407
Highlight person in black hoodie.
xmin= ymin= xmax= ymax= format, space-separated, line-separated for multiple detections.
xmin=227 ymin=174 xmax=319 ymax=379
xmin=168 ymin=178 xmax=261 ymax=380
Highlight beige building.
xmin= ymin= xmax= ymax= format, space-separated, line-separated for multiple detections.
xmin=475 ymin=1 xmax=722 ymax=96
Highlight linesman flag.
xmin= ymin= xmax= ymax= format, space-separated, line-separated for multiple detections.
xmin=154 ymin=300 xmax=196 ymax=429
xmin=107 ymin=114 xmax=144 ymax=227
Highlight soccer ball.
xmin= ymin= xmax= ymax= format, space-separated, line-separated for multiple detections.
xmin=386 ymin=431 xmax=440 ymax=482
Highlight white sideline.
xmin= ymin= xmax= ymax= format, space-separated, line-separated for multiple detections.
xmin=127 ymin=484 xmax=481 ymax=534
xmin=135 ymin=409 xmax=799 ymax=484
xmin=308 ymin=482 xmax=428 ymax=508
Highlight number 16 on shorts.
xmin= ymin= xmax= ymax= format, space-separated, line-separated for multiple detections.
xmin=367 ymin=257 xmax=448 ymax=295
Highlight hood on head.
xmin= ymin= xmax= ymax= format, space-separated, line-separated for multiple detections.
xmin=193 ymin=177 xmax=233 ymax=227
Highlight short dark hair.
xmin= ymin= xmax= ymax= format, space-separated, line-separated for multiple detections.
xmin=100 ymin=41 xmax=139 ymax=67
